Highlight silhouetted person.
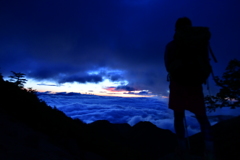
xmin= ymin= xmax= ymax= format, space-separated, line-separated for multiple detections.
xmin=164 ymin=17 xmax=215 ymax=159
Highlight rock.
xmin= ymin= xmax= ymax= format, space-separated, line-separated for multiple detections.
xmin=128 ymin=121 xmax=177 ymax=159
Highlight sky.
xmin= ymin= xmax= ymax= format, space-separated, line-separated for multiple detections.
xmin=1 ymin=0 xmax=240 ymax=96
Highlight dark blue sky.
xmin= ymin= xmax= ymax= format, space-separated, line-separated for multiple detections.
xmin=1 ymin=0 xmax=240 ymax=95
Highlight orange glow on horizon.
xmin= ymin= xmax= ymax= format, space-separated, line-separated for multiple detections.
xmin=104 ymin=87 xmax=125 ymax=92
xmin=36 ymin=90 xmax=159 ymax=98
xmin=24 ymin=79 xmax=168 ymax=98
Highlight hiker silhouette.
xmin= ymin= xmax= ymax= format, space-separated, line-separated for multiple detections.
xmin=164 ymin=17 xmax=215 ymax=159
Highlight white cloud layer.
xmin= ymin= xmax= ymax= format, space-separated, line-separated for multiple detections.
xmin=37 ymin=93 xmax=240 ymax=136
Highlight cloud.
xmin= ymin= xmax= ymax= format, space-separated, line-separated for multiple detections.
xmin=106 ymin=73 xmax=124 ymax=82
xmin=104 ymin=85 xmax=138 ymax=92
xmin=36 ymin=91 xmax=53 ymax=95
xmin=37 ymin=93 xmax=240 ymax=136
xmin=54 ymin=92 xmax=68 ymax=95
xmin=138 ymin=91 xmax=150 ymax=95
xmin=37 ymin=83 xmax=58 ymax=86
xmin=123 ymin=90 xmax=156 ymax=97
xmin=115 ymin=85 xmax=137 ymax=91
xmin=58 ymin=74 xmax=103 ymax=84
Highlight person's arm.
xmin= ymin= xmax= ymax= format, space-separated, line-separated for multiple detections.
xmin=164 ymin=41 xmax=175 ymax=72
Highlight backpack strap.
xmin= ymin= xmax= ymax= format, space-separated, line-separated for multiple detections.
xmin=208 ymin=44 xmax=220 ymax=86
xmin=208 ymin=45 xmax=218 ymax=63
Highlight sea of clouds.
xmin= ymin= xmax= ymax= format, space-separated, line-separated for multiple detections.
xmin=37 ymin=92 xmax=240 ymax=136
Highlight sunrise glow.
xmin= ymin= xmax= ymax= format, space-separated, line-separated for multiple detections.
xmin=24 ymin=78 xmax=157 ymax=97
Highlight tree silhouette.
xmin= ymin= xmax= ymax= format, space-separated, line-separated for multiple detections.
xmin=205 ymin=59 xmax=240 ymax=111
xmin=9 ymin=71 xmax=27 ymax=88
xmin=0 ymin=73 xmax=3 ymax=82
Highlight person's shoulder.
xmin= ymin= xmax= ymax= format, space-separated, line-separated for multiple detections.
xmin=166 ymin=40 xmax=175 ymax=49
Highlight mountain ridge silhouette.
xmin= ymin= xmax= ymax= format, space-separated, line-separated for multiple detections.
xmin=0 ymin=79 xmax=239 ymax=160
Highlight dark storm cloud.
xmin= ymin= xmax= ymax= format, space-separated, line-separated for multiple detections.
xmin=1 ymin=0 xmax=240 ymax=94
xmin=104 ymin=85 xmax=137 ymax=92
xmin=105 ymin=72 xmax=124 ymax=82
xmin=108 ymin=74 xmax=123 ymax=82
xmin=115 ymin=85 xmax=136 ymax=92
xmin=58 ymin=74 xmax=103 ymax=84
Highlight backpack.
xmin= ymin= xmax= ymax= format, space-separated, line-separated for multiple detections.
xmin=168 ymin=26 xmax=213 ymax=85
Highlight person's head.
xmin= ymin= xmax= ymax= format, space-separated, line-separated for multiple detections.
xmin=175 ymin=17 xmax=192 ymax=31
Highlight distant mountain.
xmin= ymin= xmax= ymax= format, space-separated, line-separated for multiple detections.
xmin=0 ymin=79 xmax=240 ymax=160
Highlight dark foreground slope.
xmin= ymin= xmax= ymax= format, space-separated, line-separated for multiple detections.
xmin=0 ymin=79 xmax=240 ymax=160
